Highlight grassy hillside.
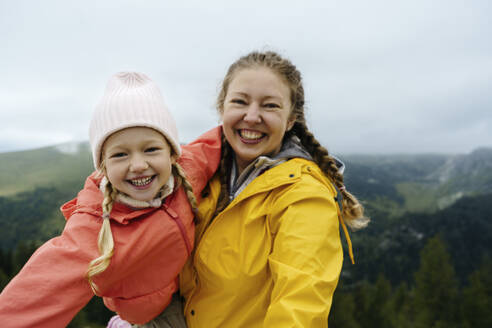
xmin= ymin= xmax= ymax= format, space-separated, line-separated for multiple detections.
xmin=0 ymin=142 xmax=93 ymax=197
xmin=342 ymin=149 xmax=492 ymax=214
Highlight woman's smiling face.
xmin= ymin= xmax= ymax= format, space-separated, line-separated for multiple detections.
xmin=221 ymin=67 xmax=295 ymax=174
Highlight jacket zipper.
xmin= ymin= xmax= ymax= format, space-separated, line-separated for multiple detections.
xmin=163 ymin=195 xmax=192 ymax=256
xmin=184 ymin=162 xmax=305 ymax=319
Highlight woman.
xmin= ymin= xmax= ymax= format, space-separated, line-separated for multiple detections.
xmin=179 ymin=51 xmax=368 ymax=327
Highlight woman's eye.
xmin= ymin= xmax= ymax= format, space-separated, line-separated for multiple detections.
xmin=231 ymin=99 xmax=247 ymax=105
xmin=264 ymin=103 xmax=280 ymax=109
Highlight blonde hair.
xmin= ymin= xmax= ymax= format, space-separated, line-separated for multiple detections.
xmin=87 ymin=175 xmax=117 ymax=293
xmin=86 ymin=161 xmax=197 ymax=293
xmin=216 ymin=50 xmax=368 ymax=229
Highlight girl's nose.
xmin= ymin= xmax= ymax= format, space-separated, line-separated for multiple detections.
xmin=129 ymin=154 xmax=149 ymax=172
xmin=243 ymin=103 xmax=262 ymax=124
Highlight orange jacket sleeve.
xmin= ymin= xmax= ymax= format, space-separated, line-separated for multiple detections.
xmin=0 ymin=213 xmax=98 ymax=328
xmin=179 ymin=126 xmax=222 ymax=200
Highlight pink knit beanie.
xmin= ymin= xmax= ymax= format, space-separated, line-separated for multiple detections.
xmin=89 ymin=72 xmax=180 ymax=170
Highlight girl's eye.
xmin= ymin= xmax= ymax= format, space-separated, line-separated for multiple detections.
xmin=145 ymin=147 xmax=160 ymax=153
xmin=111 ymin=152 xmax=127 ymax=158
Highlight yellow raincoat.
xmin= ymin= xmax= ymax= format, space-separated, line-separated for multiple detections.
xmin=180 ymin=157 xmax=349 ymax=327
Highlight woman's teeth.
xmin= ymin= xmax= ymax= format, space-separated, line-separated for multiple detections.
xmin=240 ymin=130 xmax=263 ymax=140
xmin=130 ymin=176 xmax=153 ymax=186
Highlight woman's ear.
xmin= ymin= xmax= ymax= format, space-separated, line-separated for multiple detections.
xmin=286 ymin=117 xmax=296 ymax=131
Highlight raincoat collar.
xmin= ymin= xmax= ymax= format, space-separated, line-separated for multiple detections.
xmin=99 ymin=175 xmax=175 ymax=209
xmin=228 ymin=135 xmax=346 ymax=201
xmin=60 ymin=172 xmax=163 ymax=225
xmin=229 ymin=135 xmax=312 ymax=200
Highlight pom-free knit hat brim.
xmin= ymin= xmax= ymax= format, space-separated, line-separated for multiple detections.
xmin=89 ymin=72 xmax=181 ymax=170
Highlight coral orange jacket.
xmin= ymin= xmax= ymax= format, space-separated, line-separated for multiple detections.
xmin=0 ymin=127 xmax=222 ymax=327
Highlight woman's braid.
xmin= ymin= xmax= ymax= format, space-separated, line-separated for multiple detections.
xmin=214 ymin=133 xmax=232 ymax=216
xmin=290 ymin=121 xmax=368 ymax=229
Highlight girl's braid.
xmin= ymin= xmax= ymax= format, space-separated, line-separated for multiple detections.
xmin=87 ymin=161 xmax=200 ymax=292
xmin=87 ymin=180 xmax=117 ymax=294
xmin=172 ymin=162 xmax=198 ymax=215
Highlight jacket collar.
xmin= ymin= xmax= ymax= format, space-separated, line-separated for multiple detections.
xmin=60 ymin=172 xmax=163 ymax=225
xmin=99 ymin=175 xmax=175 ymax=209
xmin=229 ymin=135 xmax=312 ymax=201
xmin=228 ymin=136 xmax=346 ymax=201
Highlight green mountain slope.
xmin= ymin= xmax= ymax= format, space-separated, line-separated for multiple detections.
xmin=345 ymin=192 xmax=492 ymax=286
xmin=0 ymin=142 xmax=93 ymax=197
xmin=342 ymin=147 xmax=492 ymax=214
xmin=2 ymin=143 xmax=491 ymax=214
xmin=0 ymin=187 xmax=70 ymax=249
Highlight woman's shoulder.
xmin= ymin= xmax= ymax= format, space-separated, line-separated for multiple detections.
xmin=251 ymin=158 xmax=337 ymax=212
xmin=271 ymin=158 xmax=336 ymax=195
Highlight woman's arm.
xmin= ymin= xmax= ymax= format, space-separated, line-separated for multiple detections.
xmin=264 ymin=181 xmax=343 ymax=327
xmin=0 ymin=214 xmax=97 ymax=328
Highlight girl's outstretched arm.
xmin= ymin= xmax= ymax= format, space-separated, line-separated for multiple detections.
xmin=0 ymin=212 xmax=98 ymax=328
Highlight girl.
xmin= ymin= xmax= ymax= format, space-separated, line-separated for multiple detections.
xmin=0 ymin=72 xmax=221 ymax=327
xmin=179 ymin=51 xmax=369 ymax=327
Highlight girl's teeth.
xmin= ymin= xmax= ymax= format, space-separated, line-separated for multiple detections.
xmin=240 ymin=130 xmax=263 ymax=140
xmin=130 ymin=177 xmax=152 ymax=186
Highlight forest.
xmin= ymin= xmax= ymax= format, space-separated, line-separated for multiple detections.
xmin=1 ymin=188 xmax=491 ymax=327
xmin=1 ymin=146 xmax=491 ymax=327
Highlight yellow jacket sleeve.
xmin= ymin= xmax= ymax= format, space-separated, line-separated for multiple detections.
xmin=265 ymin=186 xmax=343 ymax=327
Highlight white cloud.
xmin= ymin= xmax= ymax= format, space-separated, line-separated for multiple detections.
xmin=1 ymin=0 xmax=491 ymax=154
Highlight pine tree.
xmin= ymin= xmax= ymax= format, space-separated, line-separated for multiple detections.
xmin=0 ymin=269 xmax=9 ymax=291
xmin=12 ymin=240 xmax=38 ymax=275
xmin=462 ymin=257 xmax=492 ymax=327
xmin=0 ymin=247 xmax=13 ymax=277
xmin=365 ymin=274 xmax=393 ymax=328
xmin=388 ymin=282 xmax=412 ymax=328
xmin=329 ymin=287 xmax=360 ymax=328
xmin=413 ymin=236 xmax=460 ymax=327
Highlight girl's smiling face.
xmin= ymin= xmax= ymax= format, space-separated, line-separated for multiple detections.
xmin=221 ymin=67 xmax=295 ymax=174
xmin=102 ymin=127 xmax=175 ymax=201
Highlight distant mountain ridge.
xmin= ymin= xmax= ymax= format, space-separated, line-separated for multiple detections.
xmin=341 ymin=147 xmax=492 ymax=214
xmin=1 ymin=142 xmax=491 ymax=211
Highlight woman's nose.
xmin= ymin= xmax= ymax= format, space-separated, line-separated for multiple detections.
xmin=243 ymin=103 xmax=262 ymax=124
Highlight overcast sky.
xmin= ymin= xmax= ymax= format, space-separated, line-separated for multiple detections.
xmin=1 ymin=0 xmax=491 ymax=155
